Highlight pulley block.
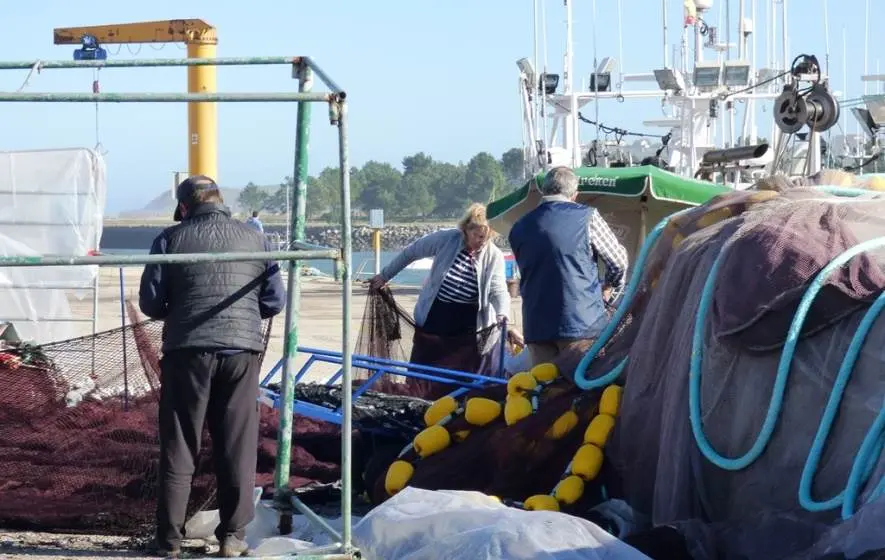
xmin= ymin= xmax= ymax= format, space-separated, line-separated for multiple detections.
xmin=774 ymin=83 xmax=840 ymax=134
xmin=804 ymin=84 xmax=840 ymax=132
xmin=774 ymin=88 xmax=808 ymax=134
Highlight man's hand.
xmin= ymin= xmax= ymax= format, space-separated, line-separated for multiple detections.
xmin=368 ymin=274 xmax=387 ymax=291
xmin=507 ymin=327 xmax=525 ymax=348
xmin=496 ymin=315 xmax=524 ymax=347
xmin=602 ymin=286 xmax=613 ymax=303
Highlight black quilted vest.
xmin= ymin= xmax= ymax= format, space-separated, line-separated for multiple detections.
xmin=160 ymin=203 xmax=269 ymax=353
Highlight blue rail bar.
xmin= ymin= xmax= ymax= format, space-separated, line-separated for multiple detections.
xmin=298 ymin=346 xmax=507 ymax=384
xmin=295 ymin=353 xmax=505 ymax=390
xmin=257 ymin=346 xmax=507 ymax=427
xmin=261 ymin=346 xmax=507 ymax=389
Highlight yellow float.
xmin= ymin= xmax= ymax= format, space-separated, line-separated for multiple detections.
xmin=520 ymin=383 xmax=622 ymax=512
xmin=413 ymin=424 xmax=452 ymax=458
xmin=507 ymin=371 xmax=538 ymax=395
xmin=384 ymin=460 xmax=415 ymax=495
xmin=464 ymin=397 xmax=503 ymax=426
xmin=504 ymin=395 xmax=533 ymax=426
xmin=546 ymin=409 xmax=579 ymax=440
xmin=423 ymin=395 xmax=458 ymax=427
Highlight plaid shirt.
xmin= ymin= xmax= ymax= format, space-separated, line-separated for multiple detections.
xmin=541 ymin=195 xmax=628 ymax=289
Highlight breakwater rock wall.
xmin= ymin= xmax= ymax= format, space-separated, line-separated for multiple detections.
xmin=101 ymin=224 xmax=512 ymax=252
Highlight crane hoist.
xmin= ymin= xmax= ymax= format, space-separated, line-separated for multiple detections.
xmin=53 ymin=19 xmax=219 ymax=182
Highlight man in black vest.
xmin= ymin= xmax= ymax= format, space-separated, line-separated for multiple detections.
xmin=509 ymin=166 xmax=627 ymax=367
xmin=139 ymin=175 xmax=285 ymax=558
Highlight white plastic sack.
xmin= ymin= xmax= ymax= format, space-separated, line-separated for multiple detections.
xmin=351 ymin=487 xmax=652 ymax=560
xmin=184 ymin=488 xmax=362 ymax=557
xmin=503 ymin=347 xmax=532 ymax=374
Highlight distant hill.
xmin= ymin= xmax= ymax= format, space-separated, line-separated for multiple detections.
xmin=117 ymin=184 xmax=279 ymax=218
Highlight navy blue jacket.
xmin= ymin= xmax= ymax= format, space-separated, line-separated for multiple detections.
xmin=509 ymin=200 xmax=605 ymax=343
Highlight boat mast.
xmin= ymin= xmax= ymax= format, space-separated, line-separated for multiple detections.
xmin=822 ymin=0 xmax=830 ymax=76
xmin=781 ymin=0 xmax=788 ymax=75
xmin=533 ymin=0 xmax=540 ymax=137
xmin=617 ymin=0 xmax=625 ymax=88
xmin=738 ymin=0 xmax=745 ymax=59
xmin=564 ymin=0 xmax=580 ymax=167
xmin=864 ymin=0 xmax=870 ymax=97
xmin=591 ymin=0 xmax=601 ymax=162
xmin=749 ymin=0 xmax=758 ymax=145
xmin=540 ymin=0 xmax=550 ymax=170
xmin=769 ymin=0 xmax=776 ymax=71
xmin=663 ymin=0 xmax=670 ymax=67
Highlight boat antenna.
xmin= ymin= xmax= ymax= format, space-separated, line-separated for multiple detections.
xmin=532 ymin=0 xmax=540 ymax=142
xmin=822 ymin=0 xmax=830 ymax=76
xmin=540 ymin=0 xmax=549 ymax=169
xmin=781 ymin=0 xmax=788 ymax=78
xmin=845 ymin=25 xmax=858 ymax=150
xmin=863 ymin=0 xmax=870 ymax=96
xmin=617 ymin=0 xmax=624 ymax=89
xmin=565 ymin=0 xmax=579 ymax=166
xmin=593 ymin=0 xmax=601 ymax=148
xmin=726 ymin=0 xmax=731 ymax=62
xmin=662 ymin=0 xmax=669 ymax=68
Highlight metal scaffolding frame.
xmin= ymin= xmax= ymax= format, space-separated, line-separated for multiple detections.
xmin=0 ymin=55 xmax=356 ymax=559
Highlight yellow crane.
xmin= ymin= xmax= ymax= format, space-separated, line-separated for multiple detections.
xmin=53 ymin=19 xmax=219 ymax=182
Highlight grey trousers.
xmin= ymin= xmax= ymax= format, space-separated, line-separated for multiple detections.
xmin=155 ymin=349 xmax=261 ymax=548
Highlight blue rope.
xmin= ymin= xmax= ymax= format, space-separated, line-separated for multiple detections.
xmin=573 ymin=208 xmax=694 ymax=390
xmin=799 ymin=291 xmax=885 ymax=513
xmin=690 ymin=235 xmax=885 ymax=517
xmin=843 ymin=407 xmax=885 ymax=519
xmin=810 ymin=186 xmax=871 ymax=197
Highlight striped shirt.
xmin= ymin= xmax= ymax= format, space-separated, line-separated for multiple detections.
xmin=436 ymin=249 xmax=479 ymax=304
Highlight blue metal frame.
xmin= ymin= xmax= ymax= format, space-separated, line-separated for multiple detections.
xmin=259 ymin=345 xmax=508 ymax=425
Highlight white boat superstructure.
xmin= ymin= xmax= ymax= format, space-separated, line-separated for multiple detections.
xmin=517 ymin=0 xmax=843 ymax=187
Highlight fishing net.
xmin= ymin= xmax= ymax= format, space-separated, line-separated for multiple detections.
xmin=612 ymin=188 xmax=885 ymax=559
xmin=0 ymin=302 xmax=352 ymax=536
xmin=365 ymin=188 xmax=885 ymax=559
xmin=354 ymin=287 xmax=513 ymax=400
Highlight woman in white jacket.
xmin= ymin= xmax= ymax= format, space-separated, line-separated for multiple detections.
xmin=369 ymin=203 xmax=522 ymax=344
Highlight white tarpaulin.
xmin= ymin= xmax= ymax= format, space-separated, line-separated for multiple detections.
xmin=352 ymin=488 xmax=652 ymax=560
xmin=0 ymin=148 xmax=106 ymax=343
xmin=188 ymin=488 xmax=650 ymax=559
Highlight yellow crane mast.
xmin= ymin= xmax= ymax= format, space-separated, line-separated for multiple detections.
xmin=54 ymin=19 xmax=219 ymax=182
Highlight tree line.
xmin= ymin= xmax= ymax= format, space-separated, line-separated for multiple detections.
xmin=237 ymin=148 xmax=526 ymax=221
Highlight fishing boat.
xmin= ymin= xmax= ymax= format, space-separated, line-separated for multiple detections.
xmin=516 ymin=0 xmax=841 ymax=188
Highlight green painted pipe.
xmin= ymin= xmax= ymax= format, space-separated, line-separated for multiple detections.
xmin=336 ymin=100 xmax=355 ymax=553
xmin=0 ymin=92 xmax=333 ymax=103
xmin=273 ymin=61 xmax=313 ymax=512
xmin=0 ymin=56 xmax=302 ymax=70
xmin=0 ymin=250 xmax=338 ymax=267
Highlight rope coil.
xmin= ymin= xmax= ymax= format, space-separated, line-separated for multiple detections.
xmin=690 ymin=233 xmax=885 ymax=520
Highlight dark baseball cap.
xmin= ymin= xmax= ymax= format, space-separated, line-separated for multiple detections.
xmin=173 ymin=175 xmax=220 ymax=221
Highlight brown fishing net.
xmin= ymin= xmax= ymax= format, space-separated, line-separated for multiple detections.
xmin=354 ymin=287 xmax=512 ymax=400
xmin=0 ymin=303 xmax=347 ymax=536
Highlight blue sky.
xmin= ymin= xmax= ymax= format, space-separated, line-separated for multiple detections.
xmin=0 ymin=0 xmax=878 ymax=213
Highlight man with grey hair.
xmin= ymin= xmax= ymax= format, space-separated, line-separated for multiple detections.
xmin=508 ymin=166 xmax=628 ymax=367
